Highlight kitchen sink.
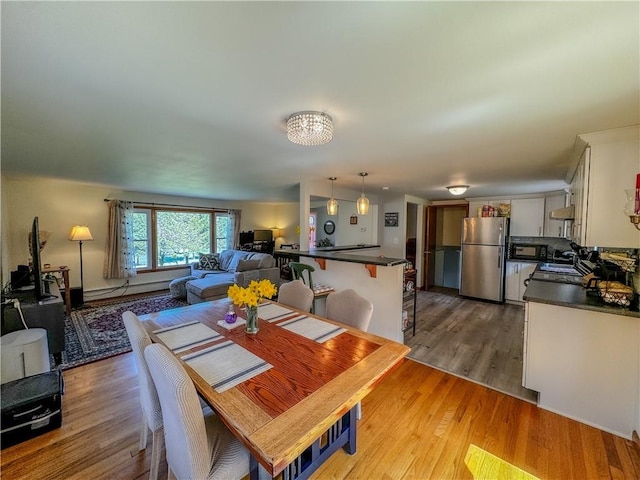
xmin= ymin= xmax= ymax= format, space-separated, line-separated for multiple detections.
xmin=538 ymin=263 xmax=581 ymax=276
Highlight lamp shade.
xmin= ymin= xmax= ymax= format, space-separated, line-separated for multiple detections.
xmin=68 ymin=225 xmax=94 ymax=241
xmin=327 ymin=197 xmax=339 ymax=216
xmin=357 ymin=172 xmax=369 ymax=215
xmin=356 ymin=195 xmax=369 ymax=215
xmin=326 ymin=177 xmax=339 ymax=215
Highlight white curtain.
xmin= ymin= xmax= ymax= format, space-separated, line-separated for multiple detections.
xmin=228 ymin=209 xmax=241 ymax=249
xmin=104 ymin=200 xmax=137 ymax=279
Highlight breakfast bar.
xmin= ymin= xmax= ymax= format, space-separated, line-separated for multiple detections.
xmin=275 ymin=246 xmax=408 ymax=342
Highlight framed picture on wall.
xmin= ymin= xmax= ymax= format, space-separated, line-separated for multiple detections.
xmin=385 ymin=212 xmax=399 ymax=227
xmin=350 ymin=215 xmax=358 ymax=225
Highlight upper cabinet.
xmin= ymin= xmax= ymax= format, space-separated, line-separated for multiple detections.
xmin=510 ymin=198 xmax=545 ymax=237
xmin=544 ymin=194 xmax=567 ymax=238
xmin=468 ymin=195 xmax=567 ymax=238
xmin=569 ymin=126 xmax=640 ymax=248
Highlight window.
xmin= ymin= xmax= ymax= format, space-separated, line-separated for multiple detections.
xmin=132 ymin=208 xmax=231 ymax=271
xmin=132 ymin=210 xmax=151 ymax=269
xmin=215 ymin=213 xmax=231 ymax=252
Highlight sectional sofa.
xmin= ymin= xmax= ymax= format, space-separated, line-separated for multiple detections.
xmin=185 ymin=249 xmax=280 ymax=304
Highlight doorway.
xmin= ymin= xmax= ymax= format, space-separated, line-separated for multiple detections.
xmin=423 ymin=204 xmax=468 ymax=290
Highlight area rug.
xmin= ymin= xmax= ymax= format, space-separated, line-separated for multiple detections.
xmin=56 ymin=293 xmax=188 ymax=370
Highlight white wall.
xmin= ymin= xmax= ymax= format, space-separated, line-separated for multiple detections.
xmin=442 ymin=207 xmax=467 ymax=246
xmin=240 ymin=202 xmax=299 ymax=249
xmin=312 ymin=200 xmax=377 ymax=247
xmin=301 ymin=180 xmax=380 ymax=250
xmin=2 ymin=175 xmax=299 ymax=298
xmin=379 ymin=194 xmax=406 ymax=258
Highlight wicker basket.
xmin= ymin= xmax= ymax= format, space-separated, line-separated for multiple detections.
xmin=596 ymin=280 xmax=634 ymax=307
xmin=600 ymin=253 xmax=637 ymax=273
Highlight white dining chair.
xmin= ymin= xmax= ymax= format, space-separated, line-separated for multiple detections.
xmin=122 ymin=311 xmax=164 ymax=480
xmin=144 ymin=343 xmax=250 ymax=480
xmin=325 ymin=289 xmax=373 ymax=420
xmin=277 ymin=279 xmax=314 ymax=312
xmin=325 ymin=289 xmax=373 ymax=332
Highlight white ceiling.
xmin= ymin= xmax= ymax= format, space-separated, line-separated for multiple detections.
xmin=2 ymin=2 xmax=638 ymax=202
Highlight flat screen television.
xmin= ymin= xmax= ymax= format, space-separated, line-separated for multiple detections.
xmin=253 ymin=229 xmax=273 ymax=242
xmin=29 ymin=216 xmax=52 ymax=300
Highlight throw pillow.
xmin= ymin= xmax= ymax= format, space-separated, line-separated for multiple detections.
xmin=199 ymin=253 xmax=220 ymax=271
xmin=228 ymin=251 xmax=250 ymax=272
xmin=236 ymin=259 xmax=261 ymax=272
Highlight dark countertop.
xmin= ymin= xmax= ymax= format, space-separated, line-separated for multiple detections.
xmin=273 ymin=245 xmax=407 ymax=267
xmin=506 ymin=258 xmax=539 ymax=264
xmin=523 ymin=280 xmax=640 ymax=318
xmin=312 ymin=244 xmax=380 ymax=252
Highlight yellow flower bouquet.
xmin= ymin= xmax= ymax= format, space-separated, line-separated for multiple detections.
xmin=227 ymin=279 xmax=277 ymax=334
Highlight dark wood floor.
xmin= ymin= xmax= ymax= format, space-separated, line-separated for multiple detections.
xmin=404 ymin=287 xmax=538 ymax=402
xmin=2 ymin=352 xmax=638 ymax=479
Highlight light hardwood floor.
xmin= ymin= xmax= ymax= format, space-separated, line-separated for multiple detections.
xmin=404 ymin=287 xmax=538 ymax=402
xmin=1 ymin=351 xmax=638 ymax=479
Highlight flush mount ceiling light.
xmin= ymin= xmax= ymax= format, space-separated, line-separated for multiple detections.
xmin=357 ymin=172 xmax=369 ymax=215
xmin=446 ymin=185 xmax=469 ymax=196
xmin=327 ymin=177 xmax=339 ymax=216
xmin=286 ymin=111 xmax=333 ymax=146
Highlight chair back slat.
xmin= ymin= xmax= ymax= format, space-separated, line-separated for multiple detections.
xmin=288 ymin=262 xmax=315 ymax=288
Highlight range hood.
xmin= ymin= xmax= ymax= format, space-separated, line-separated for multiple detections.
xmin=549 ymin=204 xmax=575 ymax=220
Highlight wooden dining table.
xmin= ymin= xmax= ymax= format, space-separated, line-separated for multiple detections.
xmin=139 ymin=298 xmax=410 ymax=479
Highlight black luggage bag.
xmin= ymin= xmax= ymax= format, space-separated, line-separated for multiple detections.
xmin=1 ymin=370 xmax=64 ymax=449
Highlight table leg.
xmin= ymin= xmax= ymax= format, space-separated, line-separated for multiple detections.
xmin=344 ymin=406 xmax=357 ymax=455
xmin=264 ymin=406 xmax=358 ymax=480
xmin=249 ymin=456 xmax=271 ymax=480
xmin=61 ymin=270 xmax=71 ymax=315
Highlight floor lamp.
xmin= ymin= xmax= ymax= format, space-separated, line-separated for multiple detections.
xmin=68 ymin=225 xmax=93 ymax=306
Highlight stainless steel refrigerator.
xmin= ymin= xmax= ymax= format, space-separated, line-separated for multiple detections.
xmin=459 ymin=217 xmax=509 ymax=302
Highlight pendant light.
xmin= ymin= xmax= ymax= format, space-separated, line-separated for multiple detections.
xmin=356 ymin=172 xmax=369 ymax=215
xmin=326 ymin=177 xmax=339 ymax=216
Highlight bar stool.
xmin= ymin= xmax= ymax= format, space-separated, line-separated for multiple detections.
xmin=288 ymin=262 xmax=333 ymax=314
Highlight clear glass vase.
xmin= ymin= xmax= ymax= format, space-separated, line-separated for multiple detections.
xmin=245 ymin=305 xmax=259 ymax=334
xmin=624 ymin=189 xmax=638 ymax=216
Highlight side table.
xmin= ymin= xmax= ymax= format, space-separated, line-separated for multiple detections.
xmin=42 ymin=266 xmax=71 ymax=315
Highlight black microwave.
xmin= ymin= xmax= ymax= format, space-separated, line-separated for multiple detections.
xmin=510 ymin=243 xmax=547 ymax=261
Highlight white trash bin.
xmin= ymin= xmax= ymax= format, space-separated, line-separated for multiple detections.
xmin=1 ymin=328 xmax=50 ymax=384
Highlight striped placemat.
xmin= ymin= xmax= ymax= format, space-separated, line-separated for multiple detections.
xmin=153 ymin=321 xmax=222 ymax=352
xmin=258 ymin=303 xmax=295 ymax=322
xmin=182 ymin=340 xmax=272 ymax=393
xmin=278 ymin=315 xmax=346 ymax=343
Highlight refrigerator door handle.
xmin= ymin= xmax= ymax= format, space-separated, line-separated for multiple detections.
xmin=498 ymin=247 xmax=502 ymax=269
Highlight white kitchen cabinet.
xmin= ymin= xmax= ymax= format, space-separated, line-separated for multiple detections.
xmin=544 ymin=194 xmax=567 ymax=237
xmin=510 ymin=198 xmax=545 ymax=237
xmin=524 ymin=301 xmax=639 ymax=439
xmin=570 ymin=126 xmax=640 ymax=248
xmin=505 ymin=261 xmax=536 ymax=302
xmin=570 ymin=146 xmax=588 ymax=244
